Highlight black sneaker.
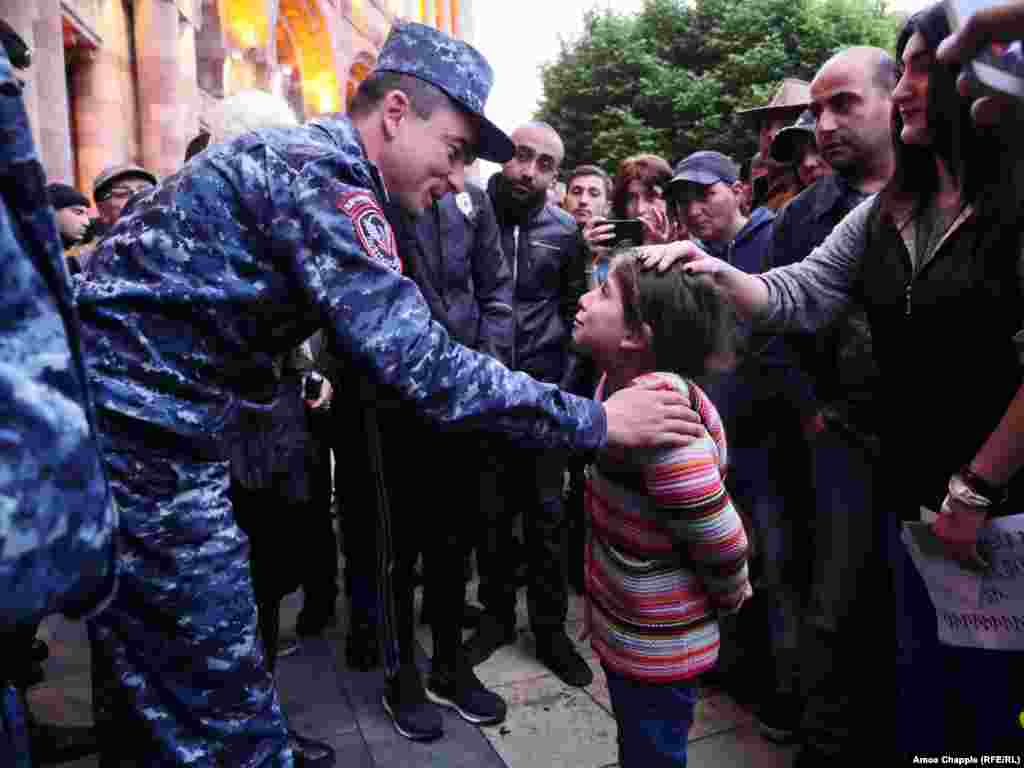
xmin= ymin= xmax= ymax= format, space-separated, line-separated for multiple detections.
xmin=288 ymin=729 xmax=336 ymax=768
xmin=426 ymin=658 xmax=507 ymax=726
xmin=463 ymin=614 xmax=517 ymax=666
xmin=382 ymin=663 xmax=444 ymax=742
xmin=535 ymin=630 xmax=593 ymax=687
xmin=757 ymin=690 xmax=803 ymax=744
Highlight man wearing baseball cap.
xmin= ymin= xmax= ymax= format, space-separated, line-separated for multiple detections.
xmin=669 ymin=151 xmax=761 ymax=246
xmin=769 ymin=110 xmax=831 ymax=192
xmin=73 ymin=20 xmax=698 ymax=766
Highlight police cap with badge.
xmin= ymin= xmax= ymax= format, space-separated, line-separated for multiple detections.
xmin=373 ymin=22 xmax=514 ymax=164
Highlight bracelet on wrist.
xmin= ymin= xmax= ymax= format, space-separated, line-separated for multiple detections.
xmin=959 ymin=464 xmax=1009 ymax=506
xmin=949 ymin=474 xmax=991 ymax=509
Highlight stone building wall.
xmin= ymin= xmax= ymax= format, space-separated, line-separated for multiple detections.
xmin=0 ymin=0 xmax=473 ymax=199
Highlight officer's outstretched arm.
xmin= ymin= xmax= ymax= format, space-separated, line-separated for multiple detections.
xmin=282 ymin=158 xmax=699 ymax=452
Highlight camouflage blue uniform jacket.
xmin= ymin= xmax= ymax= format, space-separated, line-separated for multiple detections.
xmin=73 ymin=115 xmax=606 ymax=766
xmin=0 ymin=47 xmax=116 ymax=768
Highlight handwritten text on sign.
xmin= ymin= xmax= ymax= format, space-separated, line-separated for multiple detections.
xmin=903 ymin=516 xmax=1024 ymax=651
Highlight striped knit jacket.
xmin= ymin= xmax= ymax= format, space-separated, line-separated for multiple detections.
xmin=585 ymin=371 xmax=752 ymax=684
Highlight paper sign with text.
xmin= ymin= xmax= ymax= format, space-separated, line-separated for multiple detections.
xmin=903 ymin=515 xmax=1024 ymax=651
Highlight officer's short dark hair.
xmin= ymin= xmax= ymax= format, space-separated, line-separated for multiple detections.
xmin=348 ymin=72 xmax=451 ymax=121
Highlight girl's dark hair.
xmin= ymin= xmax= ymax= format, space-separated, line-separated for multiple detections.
xmin=610 ymin=250 xmax=736 ymax=379
xmin=880 ymin=3 xmax=1024 ymax=226
xmin=611 ymin=154 xmax=672 ymax=219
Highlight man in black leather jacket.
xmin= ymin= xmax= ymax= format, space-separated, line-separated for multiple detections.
xmin=466 ymin=122 xmax=593 ymax=688
xmin=373 ymin=184 xmax=516 ymax=740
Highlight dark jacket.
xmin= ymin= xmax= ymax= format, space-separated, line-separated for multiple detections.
xmin=487 ymin=174 xmax=587 ymax=384
xmin=771 ymin=173 xmax=878 ymax=448
xmin=227 ymin=342 xmax=321 ymax=503
xmin=699 ymin=207 xmax=816 ymax=442
xmin=394 ymin=184 xmax=513 ymax=365
xmin=861 ymin=200 xmax=1024 ymax=511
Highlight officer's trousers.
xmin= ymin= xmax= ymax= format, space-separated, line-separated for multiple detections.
xmin=88 ymin=445 xmax=292 ymax=767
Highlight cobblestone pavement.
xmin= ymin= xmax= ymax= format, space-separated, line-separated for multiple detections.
xmin=36 ymin=579 xmax=794 ymax=768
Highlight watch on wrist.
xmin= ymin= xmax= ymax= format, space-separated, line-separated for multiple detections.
xmin=958 ymin=464 xmax=1009 ymax=506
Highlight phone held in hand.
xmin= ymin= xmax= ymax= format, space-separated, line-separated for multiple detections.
xmin=605 ymin=219 xmax=645 ymax=248
xmin=945 ymin=0 xmax=1024 ymax=99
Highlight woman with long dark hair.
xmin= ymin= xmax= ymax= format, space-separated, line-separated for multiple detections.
xmin=638 ymin=3 xmax=1024 ymax=757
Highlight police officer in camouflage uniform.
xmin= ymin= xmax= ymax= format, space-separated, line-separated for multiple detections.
xmin=0 ymin=21 xmax=117 ymax=768
xmin=73 ymin=22 xmax=695 ymax=766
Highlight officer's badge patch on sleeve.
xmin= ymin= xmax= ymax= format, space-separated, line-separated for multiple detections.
xmin=337 ymin=191 xmax=402 ymax=273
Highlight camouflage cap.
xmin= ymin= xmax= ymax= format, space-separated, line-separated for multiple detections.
xmin=374 ymin=22 xmax=513 ymax=163
xmin=770 ymin=109 xmax=817 ymax=164
xmin=93 ymin=163 xmax=158 ymax=203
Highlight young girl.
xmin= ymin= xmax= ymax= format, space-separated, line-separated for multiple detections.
xmin=574 ymin=250 xmax=752 ymax=767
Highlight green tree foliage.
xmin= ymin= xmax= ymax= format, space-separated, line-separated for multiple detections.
xmin=536 ymin=0 xmax=901 ymax=173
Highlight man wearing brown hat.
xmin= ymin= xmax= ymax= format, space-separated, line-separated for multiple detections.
xmin=737 ymin=78 xmax=811 ymax=210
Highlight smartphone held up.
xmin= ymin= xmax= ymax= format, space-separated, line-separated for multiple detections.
xmin=946 ymin=0 xmax=1024 ymax=99
xmin=605 ymin=219 xmax=646 ymax=248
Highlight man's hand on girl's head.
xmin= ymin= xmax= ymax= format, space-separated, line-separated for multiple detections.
xmin=602 ymin=378 xmax=703 ymax=450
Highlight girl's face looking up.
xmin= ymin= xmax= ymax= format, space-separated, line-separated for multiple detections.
xmin=572 ymin=266 xmax=642 ymax=370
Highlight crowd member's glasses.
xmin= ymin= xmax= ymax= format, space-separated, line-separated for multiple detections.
xmin=106 ymin=182 xmax=153 ymax=201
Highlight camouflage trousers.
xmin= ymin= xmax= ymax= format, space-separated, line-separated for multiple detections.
xmin=88 ymin=447 xmax=292 ymax=767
